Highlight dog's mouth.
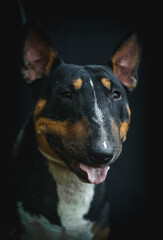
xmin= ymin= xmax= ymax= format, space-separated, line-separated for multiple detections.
xmin=71 ymin=161 xmax=110 ymax=184
xmin=46 ymin=134 xmax=111 ymax=184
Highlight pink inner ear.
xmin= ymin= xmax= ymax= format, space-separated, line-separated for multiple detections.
xmin=115 ymin=63 xmax=137 ymax=90
xmin=112 ymin=35 xmax=140 ymax=91
xmin=22 ymin=31 xmax=56 ymax=83
xmin=24 ymin=44 xmax=49 ymax=81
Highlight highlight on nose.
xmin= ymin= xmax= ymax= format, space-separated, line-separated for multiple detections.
xmin=88 ymin=142 xmax=114 ymax=165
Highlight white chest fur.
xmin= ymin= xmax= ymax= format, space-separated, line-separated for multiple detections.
xmin=49 ymin=161 xmax=95 ymax=239
xmin=18 ymin=158 xmax=95 ymax=240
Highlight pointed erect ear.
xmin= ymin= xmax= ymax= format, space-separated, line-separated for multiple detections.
xmin=21 ymin=21 xmax=60 ymax=83
xmin=109 ymin=29 xmax=142 ymax=91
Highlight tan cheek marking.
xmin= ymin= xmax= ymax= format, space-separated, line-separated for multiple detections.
xmin=101 ymin=77 xmax=111 ymax=89
xmin=33 ymin=99 xmax=47 ymax=117
xmin=62 ymin=118 xmax=91 ymax=155
xmin=126 ymin=103 xmax=131 ymax=120
xmin=34 ymin=117 xmax=90 ymax=158
xmin=33 ymin=99 xmax=63 ymax=161
xmin=119 ymin=121 xmax=129 ymax=142
xmin=68 ymin=118 xmax=90 ymax=139
xmin=35 ymin=129 xmax=62 ymax=161
xmin=110 ymin=117 xmax=119 ymax=136
xmin=35 ymin=117 xmax=90 ymax=139
xmin=35 ymin=117 xmax=68 ymax=136
xmin=119 ymin=103 xmax=131 ymax=142
xmin=73 ymin=78 xmax=83 ymax=90
xmin=110 ymin=115 xmax=130 ymax=143
xmin=34 ymin=118 xmax=68 ymax=159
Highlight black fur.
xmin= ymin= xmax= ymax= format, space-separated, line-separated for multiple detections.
xmin=13 ymin=21 xmax=141 ymax=240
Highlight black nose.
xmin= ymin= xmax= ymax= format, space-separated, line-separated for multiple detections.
xmin=88 ymin=145 xmax=114 ymax=164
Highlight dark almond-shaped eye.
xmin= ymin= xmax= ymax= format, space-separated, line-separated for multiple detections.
xmin=113 ymin=90 xmax=121 ymax=100
xmin=60 ymin=90 xmax=72 ymax=99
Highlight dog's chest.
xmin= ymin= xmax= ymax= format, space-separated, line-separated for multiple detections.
xmin=49 ymin=161 xmax=95 ymax=238
xmin=18 ymin=162 xmax=95 ymax=240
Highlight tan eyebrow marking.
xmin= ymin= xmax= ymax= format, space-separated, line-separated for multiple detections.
xmin=73 ymin=78 xmax=83 ymax=91
xmin=101 ymin=78 xmax=111 ymax=89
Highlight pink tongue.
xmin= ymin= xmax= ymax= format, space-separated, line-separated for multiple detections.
xmin=79 ymin=163 xmax=110 ymax=184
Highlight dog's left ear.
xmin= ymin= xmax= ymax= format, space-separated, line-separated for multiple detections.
xmin=108 ymin=29 xmax=141 ymax=91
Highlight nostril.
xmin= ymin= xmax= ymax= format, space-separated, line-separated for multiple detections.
xmin=88 ymin=146 xmax=114 ymax=164
xmin=89 ymin=156 xmax=112 ymax=164
xmin=103 ymin=155 xmax=113 ymax=162
xmin=89 ymin=154 xmax=113 ymax=163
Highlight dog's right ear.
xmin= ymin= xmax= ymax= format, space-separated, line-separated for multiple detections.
xmin=21 ymin=20 xmax=61 ymax=84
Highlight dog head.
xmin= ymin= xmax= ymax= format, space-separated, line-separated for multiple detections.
xmin=21 ymin=22 xmax=141 ymax=184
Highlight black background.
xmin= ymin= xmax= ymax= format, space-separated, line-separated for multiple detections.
xmin=1 ymin=0 xmax=158 ymax=239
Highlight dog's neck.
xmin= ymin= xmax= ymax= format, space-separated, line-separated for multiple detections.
xmin=38 ymin=146 xmax=95 ymax=238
